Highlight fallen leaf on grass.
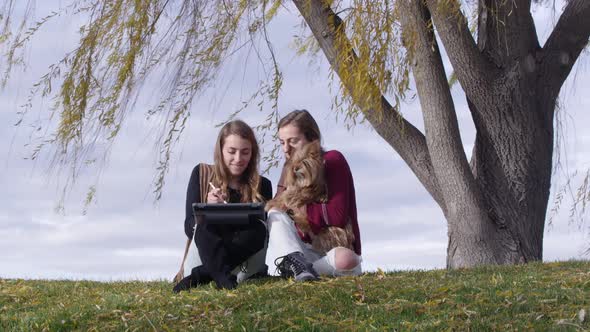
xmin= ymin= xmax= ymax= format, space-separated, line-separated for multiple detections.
xmin=353 ymin=280 xmax=366 ymax=304
xmin=281 ymin=280 xmax=295 ymax=288
xmin=539 ymin=298 xmax=557 ymax=303
xmin=463 ymin=309 xmax=477 ymax=318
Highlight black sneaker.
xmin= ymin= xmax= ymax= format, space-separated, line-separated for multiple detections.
xmin=274 ymin=252 xmax=319 ymax=282
xmin=172 ymin=266 xmax=213 ymax=293
xmin=172 ymin=275 xmax=193 ymax=293
xmin=214 ymin=273 xmax=238 ymax=290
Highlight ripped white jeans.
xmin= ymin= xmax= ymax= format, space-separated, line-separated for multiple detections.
xmin=265 ymin=209 xmax=362 ymax=277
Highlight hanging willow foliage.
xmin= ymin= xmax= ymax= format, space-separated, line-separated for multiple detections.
xmin=0 ymin=0 xmax=420 ymax=204
xmin=1 ymin=0 xmax=287 ymax=204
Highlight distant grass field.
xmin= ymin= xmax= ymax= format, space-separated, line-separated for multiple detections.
xmin=1 ymin=261 xmax=589 ymax=331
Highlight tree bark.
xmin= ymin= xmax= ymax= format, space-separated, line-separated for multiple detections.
xmin=429 ymin=0 xmax=590 ymax=264
xmin=402 ymin=0 xmax=530 ymax=268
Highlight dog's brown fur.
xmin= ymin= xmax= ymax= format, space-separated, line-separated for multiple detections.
xmin=266 ymin=140 xmax=355 ymax=255
xmin=266 ymin=140 xmax=325 ymax=232
xmin=310 ymin=222 xmax=355 ymax=255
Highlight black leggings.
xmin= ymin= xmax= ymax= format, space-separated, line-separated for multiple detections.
xmin=194 ymin=220 xmax=266 ymax=280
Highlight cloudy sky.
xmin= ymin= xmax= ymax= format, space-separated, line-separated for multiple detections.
xmin=1 ymin=1 xmax=588 ymax=281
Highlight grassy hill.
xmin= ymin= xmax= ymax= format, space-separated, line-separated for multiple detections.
xmin=1 ymin=261 xmax=589 ymax=331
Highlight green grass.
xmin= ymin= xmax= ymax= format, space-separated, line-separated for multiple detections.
xmin=1 ymin=261 xmax=589 ymax=331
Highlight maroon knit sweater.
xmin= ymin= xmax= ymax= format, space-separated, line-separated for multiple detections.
xmin=277 ymin=150 xmax=362 ymax=255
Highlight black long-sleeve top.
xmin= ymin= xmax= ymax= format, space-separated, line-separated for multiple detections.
xmin=184 ymin=165 xmax=273 ymax=238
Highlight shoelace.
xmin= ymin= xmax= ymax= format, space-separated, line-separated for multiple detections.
xmin=286 ymin=255 xmax=308 ymax=275
xmin=273 ymin=255 xmax=292 ymax=277
xmin=239 ymin=261 xmax=248 ymax=273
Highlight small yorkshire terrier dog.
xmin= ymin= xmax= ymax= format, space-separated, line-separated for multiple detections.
xmin=266 ymin=140 xmax=355 ymax=255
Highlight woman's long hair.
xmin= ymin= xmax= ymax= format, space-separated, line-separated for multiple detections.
xmin=212 ymin=120 xmax=264 ymax=203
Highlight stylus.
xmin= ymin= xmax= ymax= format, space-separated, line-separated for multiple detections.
xmin=208 ymin=182 xmax=228 ymax=204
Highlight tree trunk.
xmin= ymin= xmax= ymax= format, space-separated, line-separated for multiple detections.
xmin=455 ymin=102 xmax=554 ymax=266
xmin=445 ymin=0 xmax=556 ymax=266
xmin=426 ymin=0 xmax=577 ymax=267
xmin=294 ymin=0 xmax=590 ymax=268
xmin=399 ymin=0 xmax=513 ymax=268
xmin=445 ymin=58 xmax=555 ymax=267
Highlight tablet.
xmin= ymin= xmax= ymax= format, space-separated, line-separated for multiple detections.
xmin=192 ymin=202 xmax=266 ymax=225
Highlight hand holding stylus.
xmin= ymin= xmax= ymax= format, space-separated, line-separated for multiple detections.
xmin=207 ymin=182 xmax=228 ymax=204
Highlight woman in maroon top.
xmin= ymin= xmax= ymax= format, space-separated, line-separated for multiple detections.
xmin=265 ymin=110 xmax=362 ymax=281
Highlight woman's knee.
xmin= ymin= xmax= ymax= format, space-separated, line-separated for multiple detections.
xmin=333 ymin=247 xmax=360 ymax=270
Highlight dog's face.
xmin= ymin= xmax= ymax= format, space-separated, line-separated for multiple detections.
xmin=284 ymin=140 xmax=325 ymax=200
xmin=265 ymin=140 xmax=326 ymax=230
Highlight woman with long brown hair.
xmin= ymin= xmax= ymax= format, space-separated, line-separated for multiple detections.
xmin=265 ymin=109 xmax=362 ymax=281
xmin=173 ymin=120 xmax=272 ymax=291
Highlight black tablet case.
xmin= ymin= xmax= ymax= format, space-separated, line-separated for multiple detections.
xmin=192 ymin=202 xmax=266 ymax=225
